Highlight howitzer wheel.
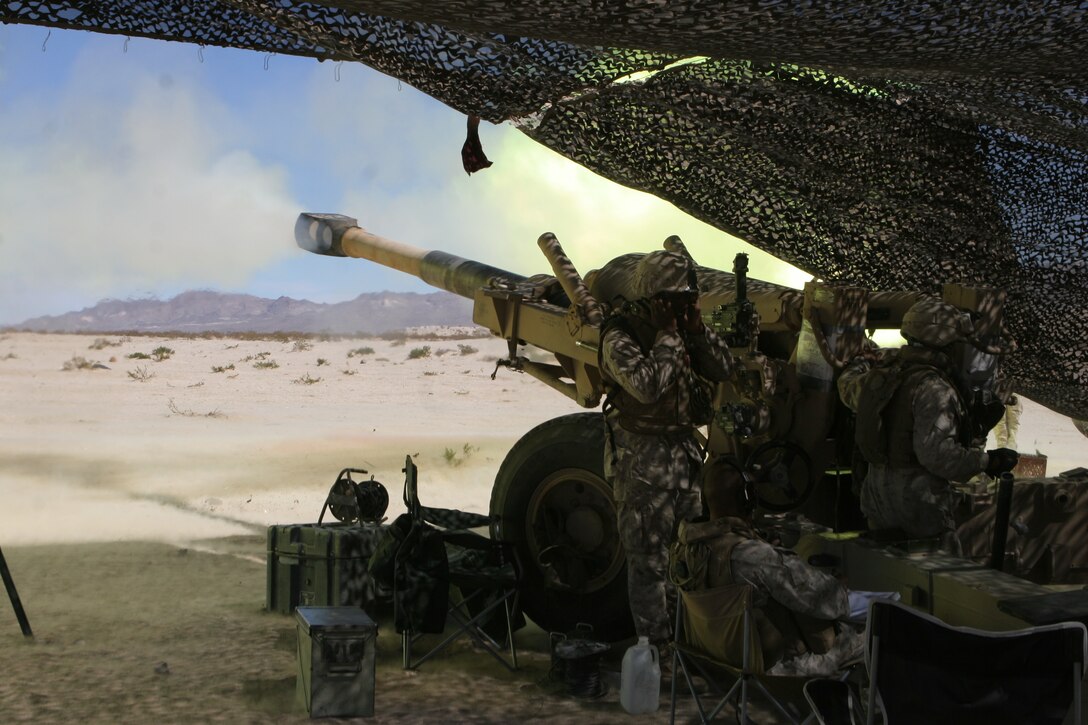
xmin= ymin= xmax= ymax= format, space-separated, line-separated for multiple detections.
xmin=490 ymin=413 xmax=634 ymax=641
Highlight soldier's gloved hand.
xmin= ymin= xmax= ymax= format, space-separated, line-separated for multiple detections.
xmin=985 ymin=448 xmax=1019 ymax=476
xmin=679 ymin=299 xmax=704 ymax=334
xmin=650 ymin=298 xmax=678 ymax=333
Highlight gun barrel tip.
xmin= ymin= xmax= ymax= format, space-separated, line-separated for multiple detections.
xmin=294 ymin=213 xmax=357 ymax=256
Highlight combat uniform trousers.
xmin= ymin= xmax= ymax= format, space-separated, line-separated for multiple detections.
xmin=608 ymin=425 xmax=704 ymax=646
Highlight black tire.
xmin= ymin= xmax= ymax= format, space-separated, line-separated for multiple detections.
xmin=490 ymin=413 xmax=634 ymax=641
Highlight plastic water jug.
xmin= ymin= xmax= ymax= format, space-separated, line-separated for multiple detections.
xmin=620 ymin=636 xmax=660 ymax=714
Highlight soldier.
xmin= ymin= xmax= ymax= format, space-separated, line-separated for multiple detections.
xmin=838 ymin=297 xmax=1019 ymax=554
xmin=672 ymin=457 xmax=863 ymax=676
xmin=599 ymin=250 xmax=734 ymax=652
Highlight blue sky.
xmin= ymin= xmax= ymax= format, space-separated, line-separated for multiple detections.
xmin=0 ymin=24 xmax=808 ymax=326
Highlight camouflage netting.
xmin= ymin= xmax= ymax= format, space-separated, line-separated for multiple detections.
xmin=4 ymin=1 xmax=1087 ymax=420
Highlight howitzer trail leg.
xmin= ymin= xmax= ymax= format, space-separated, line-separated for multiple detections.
xmin=0 ymin=545 xmax=32 ymax=637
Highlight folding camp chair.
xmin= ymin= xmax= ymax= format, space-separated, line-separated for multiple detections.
xmin=668 ymin=582 xmax=814 ymax=724
xmin=803 ymin=677 xmax=864 ymax=725
xmin=396 ymin=456 xmax=522 ymax=671
xmin=819 ymin=598 xmax=1087 ymax=725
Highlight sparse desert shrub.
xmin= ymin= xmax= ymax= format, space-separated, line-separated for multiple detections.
xmin=341 ymin=368 xmax=357 ymax=376
xmin=423 ymin=371 xmax=438 ymax=376
xmin=254 ymin=351 xmax=272 ymax=360
xmin=316 ymin=358 xmax=329 ymax=366
xmin=443 ymin=443 xmax=478 ymax=467
xmin=347 ymin=346 xmax=375 ymax=358
xmin=380 ymin=331 xmax=408 ymax=345
xmin=457 ymin=344 xmax=478 ymax=356
xmin=390 ymin=339 xmax=406 ymax=347
xmin=127 ymin=366 xmax=154 ymax=382
xmin=127 ymin=352 xmax=151 ymax=360
xmin=211 ymin=364 xmax=235 ymax=373
xmin=291 ymin=340 xmax=313 ymax=352
xmin=434 ymin=348 xmax=451 ymax=357
xmin=62 ymin=356 xmax=95 ymax=371
xmin=89 ymin=337 xmax=121 ymax=350
xmin=253 ymin=360 xmax=279 ymax=369
xmin=1 ymin=352 xmax=17 ymax=360
xmin=151 ymin=346 xmax=174 ymax=361
xmin=168 ymin=398 xmax=224 ymax=418
xmin=293 ymin=373 xmax=322 ymax=385
xmin=408 ymin=346 xmax=431 ymax=360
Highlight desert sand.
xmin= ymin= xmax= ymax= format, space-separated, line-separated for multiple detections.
xmin=1 ymin=331 xmax=1084 ymax=723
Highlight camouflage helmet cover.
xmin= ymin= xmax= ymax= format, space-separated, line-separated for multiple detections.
xmin=632 ymin=250 xmax=698 ymax=300
xmin=901 ymin=297 xmax=975 ymax=348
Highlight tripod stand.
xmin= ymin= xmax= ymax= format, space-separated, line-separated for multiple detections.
xmin=0 ymin=545 xmax=33 ymax=637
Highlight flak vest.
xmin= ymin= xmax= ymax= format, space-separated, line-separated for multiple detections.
xmin=856 ymin=348 xmax=970 ymax=468
xmin=599 ymin=312 xmax=711 ymax=435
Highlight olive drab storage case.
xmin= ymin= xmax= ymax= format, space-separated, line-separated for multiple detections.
xmin=295 ymin=606 xmax=377 ymax=718
xmin=266 ymin=523 xmax=387 ymax=614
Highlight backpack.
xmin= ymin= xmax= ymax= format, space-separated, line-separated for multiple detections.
xmin=854 ymin=362 xmax=932 ymax=465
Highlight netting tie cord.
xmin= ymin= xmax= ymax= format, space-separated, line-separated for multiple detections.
xmin=41 ymin=29 xmax=50 ymax=53
xmin=123 ymin=36 xmax=130 ymax=54
xmin=197 ymin=45 xmax=204 ymax=63
xmin=335 ymin=61 xmax=343 ymax=82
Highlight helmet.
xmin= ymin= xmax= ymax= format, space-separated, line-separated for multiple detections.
xmin=900 ymin=297 xmax=975 ymax=349
xmin=631 ymin=250 xmax=698 ymax=300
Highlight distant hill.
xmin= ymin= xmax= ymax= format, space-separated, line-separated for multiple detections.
xmin=9 ymin=290 xmax=476 ymax=335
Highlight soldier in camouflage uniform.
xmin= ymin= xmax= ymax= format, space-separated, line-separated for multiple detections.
xmin=599 ymin=250 xmax=734 ymax=647
xmin=838 ymin=297 xmax=1019 ymax=554
xmin=672 ymin=457 xmax=863 ymax=676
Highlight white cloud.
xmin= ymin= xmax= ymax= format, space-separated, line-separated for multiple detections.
xmin=296 ymin=61 xmax=805 ymax=291
xmin=0 ymin=41 xmax=299 ymax=323
xmin=336 ymin=112 xmax=807 ymax=290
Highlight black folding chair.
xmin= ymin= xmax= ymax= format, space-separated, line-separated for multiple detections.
xmin=850 ymin=599 xmax=1086 ymax=725
xmin=397 ymin=456 xmax=522 ymax=671
xmin=803 ymin=678 xmax=864 ymax=725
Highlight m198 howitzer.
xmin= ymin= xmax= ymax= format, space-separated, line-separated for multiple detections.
xmin=296 ymin=213 xmax=1088 ymax=637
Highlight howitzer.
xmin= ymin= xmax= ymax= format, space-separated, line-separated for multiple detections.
xmin=297 ymin=213 xmax=1088 ymax=637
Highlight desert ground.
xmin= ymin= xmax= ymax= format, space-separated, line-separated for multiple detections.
xmin=1 ymin=330 xmax=1085 ymax=724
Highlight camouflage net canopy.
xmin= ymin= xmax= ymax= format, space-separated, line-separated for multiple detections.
xmin=5 ymin=1 xmax=1087 ymax=420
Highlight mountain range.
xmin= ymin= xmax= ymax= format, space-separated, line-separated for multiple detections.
xmin=8 ymin=290 xmax=476 ymax=335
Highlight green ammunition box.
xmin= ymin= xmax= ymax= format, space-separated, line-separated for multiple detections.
xmin=840 ymin=540 xmax=985 ymax=613
xmin=266 ymin=522 xmax=387 ymax=614
xmin=930 ymin=567 xmax=1050 ymax=630
xmin=295 ymin=606 xmax=377 ymax=718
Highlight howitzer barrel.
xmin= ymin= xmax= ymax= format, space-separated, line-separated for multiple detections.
xmin=295 ymin=213 xmax=526 ymax=299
